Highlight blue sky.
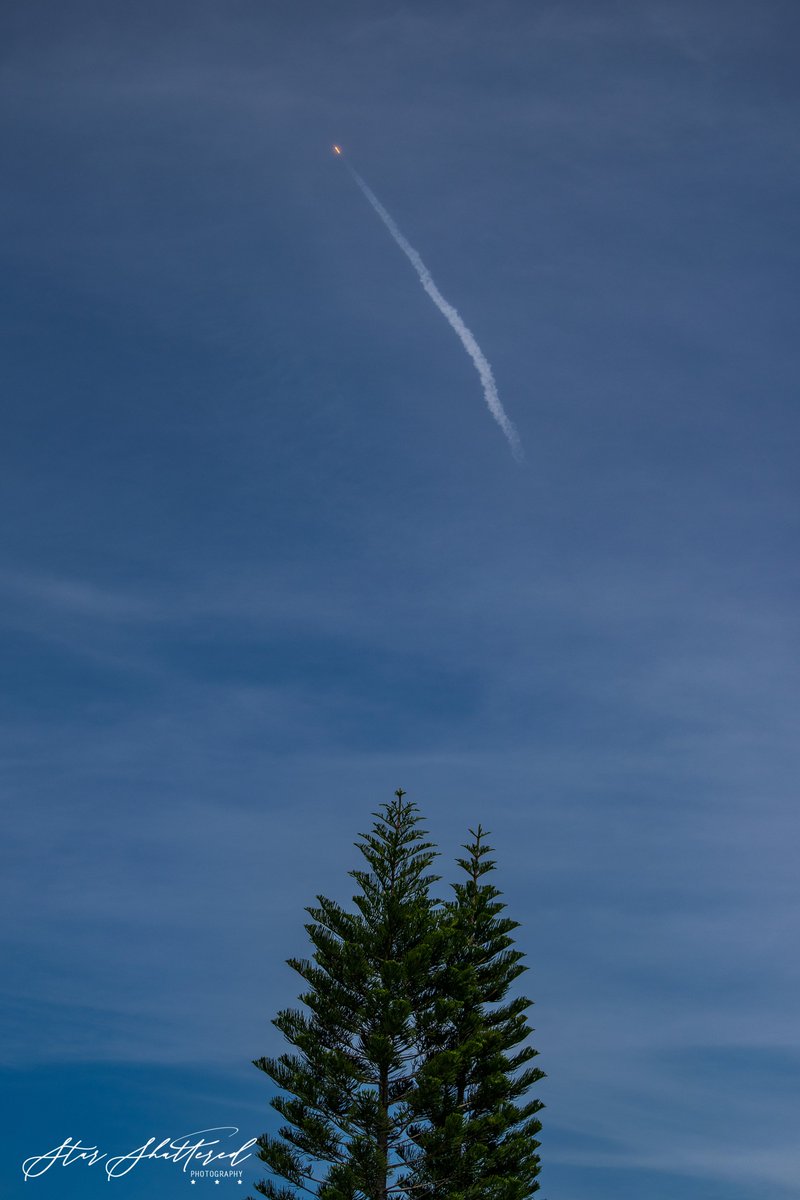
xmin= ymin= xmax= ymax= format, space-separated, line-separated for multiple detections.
xmin=2 ymin=1 xmax=799 ymax=1197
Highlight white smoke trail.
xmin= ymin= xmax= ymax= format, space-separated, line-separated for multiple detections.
xmin=347 ymin=166 xmax=523 ymax=462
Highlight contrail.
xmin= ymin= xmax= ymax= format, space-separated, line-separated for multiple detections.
xmin=341 ymin=157 xmax=523 ymax=461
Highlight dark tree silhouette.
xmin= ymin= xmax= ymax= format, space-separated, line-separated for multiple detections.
xmin=252 ymin=794 xmax=543 ymax=1200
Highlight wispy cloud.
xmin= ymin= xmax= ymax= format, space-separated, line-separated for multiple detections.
xmin=0 ymin=568 xmax=158 ymax=622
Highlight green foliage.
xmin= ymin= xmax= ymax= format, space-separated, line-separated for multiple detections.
xmin=251 ymin=795 xmax=543 ymax=1200
xmin=405 ymin=826 xmax=544 ymax=1199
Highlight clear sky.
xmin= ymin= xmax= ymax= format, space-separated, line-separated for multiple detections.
xmin=2 ymin=2 xmax=799 ymax=1197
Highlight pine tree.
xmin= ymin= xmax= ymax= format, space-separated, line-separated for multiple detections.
xmin=251 ymin=803 xmax=544 ymax=1200
xmin=251 ymin=791 xmax=442 ymax=1200
xmin=404 ymin=826 xmax=544 ymax=1200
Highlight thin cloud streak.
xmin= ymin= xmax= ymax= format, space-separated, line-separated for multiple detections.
xmin=346 ymin=163 xmax=523 ymax=461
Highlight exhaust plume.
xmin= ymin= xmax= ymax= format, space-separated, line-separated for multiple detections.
xmin=346 ymin=164 xmax=523 ymax=461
